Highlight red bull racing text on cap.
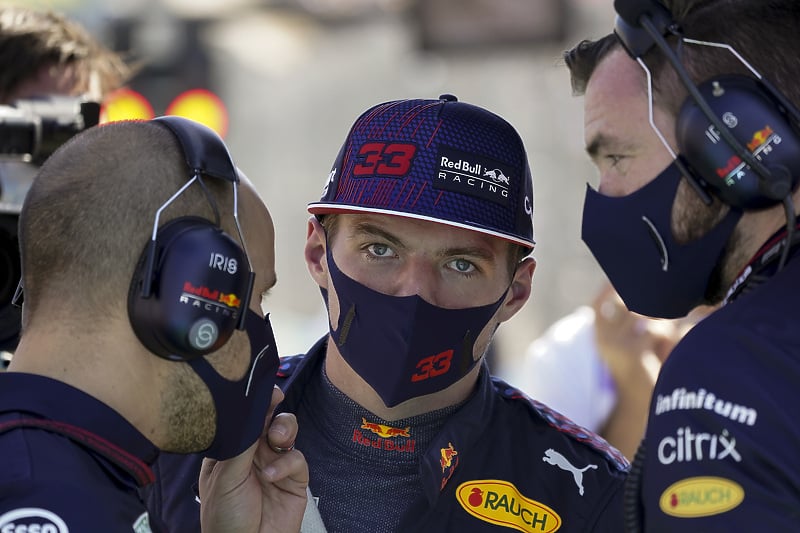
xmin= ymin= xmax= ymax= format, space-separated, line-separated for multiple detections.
xmin=308 ymin=95 xmax=535 ymax=250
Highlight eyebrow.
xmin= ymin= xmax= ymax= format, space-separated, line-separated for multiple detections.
xmin=585 ymin=132 xmax=611 ymax=159
xmin=352 ymin=221 xmax=405 ymax=249
xmin=352 ymin=220 xmax=497 ymax=261
xmin=585 ymin=132 xmax=635 ymax=160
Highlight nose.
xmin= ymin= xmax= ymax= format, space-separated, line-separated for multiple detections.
xmin=597 ymin=172 xmax=629 ymax=198
xmin=391 ymin=257 xmax=440 ymax=304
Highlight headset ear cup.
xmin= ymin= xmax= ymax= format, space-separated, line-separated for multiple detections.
xmin=128 ymin=217 xmax=249 ymax=361
xmin=676 ymin=75 xmax=800 ymax=210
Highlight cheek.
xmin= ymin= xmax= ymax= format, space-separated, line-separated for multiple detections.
xmin=671 ymin=178 xmax=728 ymax=244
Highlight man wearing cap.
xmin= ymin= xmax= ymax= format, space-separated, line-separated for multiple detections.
xmin=147 ymin=95 xmax=628 ymax=532
xmin=288 ymin=95 xmax=628 ymax=532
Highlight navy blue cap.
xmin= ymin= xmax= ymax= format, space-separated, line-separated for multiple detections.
xmin=308 ymin=95 xmax=535 ymax=250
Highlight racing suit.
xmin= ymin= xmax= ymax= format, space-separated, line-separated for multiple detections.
xmin=278 ymin=337 xmax=629 ymax=532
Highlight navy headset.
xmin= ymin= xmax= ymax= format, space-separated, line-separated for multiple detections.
xmin=127 ymin=116 xmax=255 ymax=362
xmin=613 ymin=0 xmax=800 ymax=212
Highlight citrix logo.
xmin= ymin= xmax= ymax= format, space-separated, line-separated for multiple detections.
xmin=658 ymin=427 xmax=741 ymax=465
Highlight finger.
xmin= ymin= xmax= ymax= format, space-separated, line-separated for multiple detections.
xmin=267 ymin=386 xmax=285 ymax=421
xmin=199 ymin=457 xmax=219 ymax=481
xmin=591 ymin=281 xmax=618 ymax=310
xmin=260 ymin=448 xmax=309 ymax=486
xmin=256 ymin=386 xmax=286 ymax=441
xmin=267 ymin=412 xmax=298 ymax=453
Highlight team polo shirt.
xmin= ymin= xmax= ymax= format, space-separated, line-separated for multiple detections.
xmin=639 ymin=253 xmax=800 ymax=530
xmin=0 ymin=372 xmax=160 ymax=532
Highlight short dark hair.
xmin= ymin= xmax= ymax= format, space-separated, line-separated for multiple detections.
xmin=564 ymin=34 xmax=619 ymax=97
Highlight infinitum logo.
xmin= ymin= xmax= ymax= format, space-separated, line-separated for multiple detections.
xmin=654 ymin=387 xmax=757 ymax=426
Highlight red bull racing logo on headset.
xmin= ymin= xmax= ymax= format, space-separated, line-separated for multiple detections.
xmin=180 ymin=281 xmax=241 ymax=317
xmin=715 ymin=124 xmax=780 ymax=186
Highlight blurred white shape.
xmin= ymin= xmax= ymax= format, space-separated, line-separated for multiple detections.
xmin=207 ymin=11 xmax=318 ymax=76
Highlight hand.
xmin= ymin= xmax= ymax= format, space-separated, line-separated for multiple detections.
xmin=591 ymin=283 xmax=680 ymax=459
xmin=199 ymin=386 xmax=308 ymax=533
xmin=591 ymin=283 xmax=677 ymax=383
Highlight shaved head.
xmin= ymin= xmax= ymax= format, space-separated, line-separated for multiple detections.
xmin=18 ymin=120 xmax=236 ymax=330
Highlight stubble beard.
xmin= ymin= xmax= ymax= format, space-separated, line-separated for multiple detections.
xmin=160 ymin=364 xmax=216 ymax=453
xmin=671 ymin=178 xmax=744 ymax=305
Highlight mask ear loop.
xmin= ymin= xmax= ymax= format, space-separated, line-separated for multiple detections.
xmin=228 ymin=177 xmax=255 ymax=330
xmin=11 ymin=281 xmax=23 ymax=308
xmin=630 ymin=41 xmax=713 ymax=206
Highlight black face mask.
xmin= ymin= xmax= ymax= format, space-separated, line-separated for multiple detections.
xmin=187 ymin=309 xmax=279 ymax=460
xmin=322 ymin=247 xmax=505 ymax=407
xmin=582 ymin=162 xmax=742 ymax=319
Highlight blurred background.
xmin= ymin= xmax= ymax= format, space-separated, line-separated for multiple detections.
xmin=14 ymin=0 xmax=616 ymax=372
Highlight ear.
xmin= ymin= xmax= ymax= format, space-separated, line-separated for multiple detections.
xmin=496 ymin=256 xmax=536 ymax=323
xmin=304 ymin=216 xmax=329 ymax=290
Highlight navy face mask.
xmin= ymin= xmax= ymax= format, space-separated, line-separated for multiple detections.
xmin=188 ymin=309 xmax=279 ymax=460
xmin=582 ymin=162 xmax=742 ymax=319
xmin=322 ymin=247 xmax=506 ymax=408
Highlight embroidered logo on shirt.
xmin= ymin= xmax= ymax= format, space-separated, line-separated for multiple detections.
xmin=654 ymin=387 xmax=758 ymax=426
xmin=0 ymin=508 xmax=69 ymax=533
xmin=659 ymin=476 xmax=744 ymax=518
xmin=440 ymin=442 xmax=458 ymax=471
xmin=657 ymin=427 xmax=741 ymax=465
xmin=352 ymin=418 xmax=415 ymax=452
xmin=542 ymin=449 xmax=597 ymax=496
xmin=456 ymin=480 xmax=561 ymax=533
xmin=440 ymin=442 xmax=459 ymax=491
xmin=359 ymin=418 xmax=411 ymax=438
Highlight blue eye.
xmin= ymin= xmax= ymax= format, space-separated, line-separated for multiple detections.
xmin=367 ymin=243 xmax=393 ymax=257
xmin=449 ymin=258 xmax=475 ymax=274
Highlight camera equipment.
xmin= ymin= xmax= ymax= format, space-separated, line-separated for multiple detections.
xmin=0 ymin=96 xmax=100 ymax=351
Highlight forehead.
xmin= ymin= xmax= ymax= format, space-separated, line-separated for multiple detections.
xmin=586 ymin=48 xmax=646 ymax=102
xmin=584 ymin=50 xmax=649 ymax=139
